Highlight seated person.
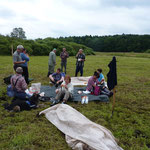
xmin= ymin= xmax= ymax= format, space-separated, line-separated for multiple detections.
xmin=51 ymin=75 xmax=74 ymax=105
xmin=11 ymin=67 xmax=31 ymax=100
xmin=86 ymin=71 xmax=99 ymax=92
xmin=3 ymin=93 xmax=40 ymax=112
xmin=97 ymin=68 xmax=105 ymax=85
xmin=49 ymin=68 xmax=64 ymax=87
xmin=97 ymin=69 xmax=113 ymax=97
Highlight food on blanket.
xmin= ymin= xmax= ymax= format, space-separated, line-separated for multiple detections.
xmin=78 ymin=91 xmax=82 ymax=94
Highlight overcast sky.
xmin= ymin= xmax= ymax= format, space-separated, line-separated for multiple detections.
xmin=0 ymin=0 xmax=150 ymax=39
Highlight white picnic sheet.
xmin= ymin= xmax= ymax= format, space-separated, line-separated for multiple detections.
xmin=39 ymin=104 xmax=123 ymax=150
xmin=71 ymin=76 xmax=90 ymax=86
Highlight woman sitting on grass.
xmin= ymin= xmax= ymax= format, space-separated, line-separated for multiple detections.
xmin=86 ymin=71 xmax=99 ymax=93
xmin=51 ymin=75 xmax=74 ymax=106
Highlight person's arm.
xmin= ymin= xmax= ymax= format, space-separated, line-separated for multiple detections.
xmin=21 ymin=78 xmax=28 ymax=90
xmin=21 ymin=53 xmax=29 ymax=62
xmin=52 ymin=53 xmax=56 ymax=65
xmin=75 ymin=52 xmax=79 ymax=58
xmin=14 ymin=60 xmax=25 ymax=64
xmin=59 ymin=76 xmax=64 ymax=82
xmin=49 ymin=74 xmax=54 ymax=81
xmin=66 ymin=52 xmax=69 ymax=58
xmin=81 ymin=54 xmax=85 ymax=61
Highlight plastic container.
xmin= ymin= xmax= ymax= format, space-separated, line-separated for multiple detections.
xmin=85 ymin=96 xmax=89 ymax=104
xmin=81 ymin=96 xmax=85 ymax=104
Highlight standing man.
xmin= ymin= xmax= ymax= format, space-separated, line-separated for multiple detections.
xmin=20 ymin=48 xmax=30 ymax=84
xmin=60 ymin=47 xmax=69 ymax=74
xmin=48 ymin=48 xmax=57 ymax=77
xmin=75 ymin=49 xmax=85 ymax=77
xmin=13 ymin=45 xmax=25 ymax=70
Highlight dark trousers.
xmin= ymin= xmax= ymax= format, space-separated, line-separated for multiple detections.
xmin=14 ymin=65 xmax=22 ymax=71
xmin=50 ymin=79 xmax=63 ymax=87
xmin=22 ymin=67 xmax=29 ymax=84
xmin=61 ymin=61 xmax=67 ymax=74
xmin=75 ymin=65 xmax=83 ymax=77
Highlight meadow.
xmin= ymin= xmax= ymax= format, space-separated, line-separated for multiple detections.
xmin=0 ymin=52 xmax=150 ymax=150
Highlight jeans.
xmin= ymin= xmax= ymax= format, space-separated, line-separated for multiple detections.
xmin=61 ymin=61 xmax=67 ymax=74
xmin=22 ymin=66 xmax=29 ymax=84
xmin=75 ymin=65 xmax=83 ymax=77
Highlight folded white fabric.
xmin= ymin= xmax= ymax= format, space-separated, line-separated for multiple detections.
xmin=39 ymin=104 xmax=123 ymax=150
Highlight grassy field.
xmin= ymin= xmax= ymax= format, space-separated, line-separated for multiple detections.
xmin=0 ymin=52 xmax=150 ymax=150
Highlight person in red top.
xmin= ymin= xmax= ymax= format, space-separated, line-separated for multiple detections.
xmin=86 ymin=71 xmax=99 ymax=92
xmin=11 ymin=67 xmax=31 ymax=100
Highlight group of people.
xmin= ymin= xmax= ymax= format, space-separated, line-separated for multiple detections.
xmin=48 ymin=47 xmax=85 ymax=77
xmin=9 ymin=45 xmax=111 ymax=109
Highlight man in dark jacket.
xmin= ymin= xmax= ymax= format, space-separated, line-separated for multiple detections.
xmin=75 ymin=49 xmax=85 ymax=77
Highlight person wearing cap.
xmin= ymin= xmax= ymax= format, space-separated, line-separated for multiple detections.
xmin=20 ymin=48 xmax=30 ymax=84
xmin=48 ymin=48 xmax=57 ymax=77
xmin=75 ymin=49 xmax=85 ymax=77
xmin=60 ymin=47 xmax=69 ymax=74
xmin=13 ymin=45 xmax=25 ymax=70
xmin=10 ymin=67 xmax=31 ymax=99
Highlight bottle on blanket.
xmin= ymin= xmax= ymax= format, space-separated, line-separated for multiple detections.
xmin=81 ymin=96 xmax=88 ymax=104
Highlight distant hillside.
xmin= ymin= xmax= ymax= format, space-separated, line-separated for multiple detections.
xmin=58 ymin=34 xmax=150 ymax=53
xmin=0 ymin=35 xmax=94 ymax=56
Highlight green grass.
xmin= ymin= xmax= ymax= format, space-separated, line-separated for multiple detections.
xmin=0 ymin=52 xmax=150 ymax=150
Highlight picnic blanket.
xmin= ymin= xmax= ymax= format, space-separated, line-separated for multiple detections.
xmin=40 ymin=86 xmax=109 ymax=102
xmin=39 ymin=104 xmax=123 ymax=150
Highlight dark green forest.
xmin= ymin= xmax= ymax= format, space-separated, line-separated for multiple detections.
xmin=59 ymin=34 xmax=150 ymax=53
xmin=1 ymin=32 xmax=150 ymax=56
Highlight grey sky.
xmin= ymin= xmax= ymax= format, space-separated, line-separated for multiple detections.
xmin=0 ymin=0 xmax=150 ymax=39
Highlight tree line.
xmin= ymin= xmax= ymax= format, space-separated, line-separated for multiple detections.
xmin=0 ymin=35 xmax=94 ymax=56
xmin=1 ymin=27 xmax=150 ymax=55
xmin=58 ymin=34 xmax=150 ymax=53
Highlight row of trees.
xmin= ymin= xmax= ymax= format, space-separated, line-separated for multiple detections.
xmin=58 ymin=34 xmax=150 ymax=53
xmin=0 ymin=36 xmax=94 ymax=56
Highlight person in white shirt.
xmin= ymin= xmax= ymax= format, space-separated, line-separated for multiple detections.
xmin=51 ymin=75 xmax=74 ymax=105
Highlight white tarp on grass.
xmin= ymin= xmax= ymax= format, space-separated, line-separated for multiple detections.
xmin=39 ymin=104 xmax=123 ymax=150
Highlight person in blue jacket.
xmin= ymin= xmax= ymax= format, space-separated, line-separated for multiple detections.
xmin=20 ymin=48 xmax=30 ymax=84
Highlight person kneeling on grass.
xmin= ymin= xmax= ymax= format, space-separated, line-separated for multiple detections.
xmin=11 ymin=67 xmax=31 ymax=100
xmin=49 ymin=68 xmax=64 ymax=87
xmin=51 ymin=75 xmax=74 ymax=106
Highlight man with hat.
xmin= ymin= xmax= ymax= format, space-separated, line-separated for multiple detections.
xmin=13 ymin=45 xmax=25 ymax=70
xmin=48 ymin=48 xmax=57 ymax=77
xmin=11 ymin=67 xmax=31 ymax=99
